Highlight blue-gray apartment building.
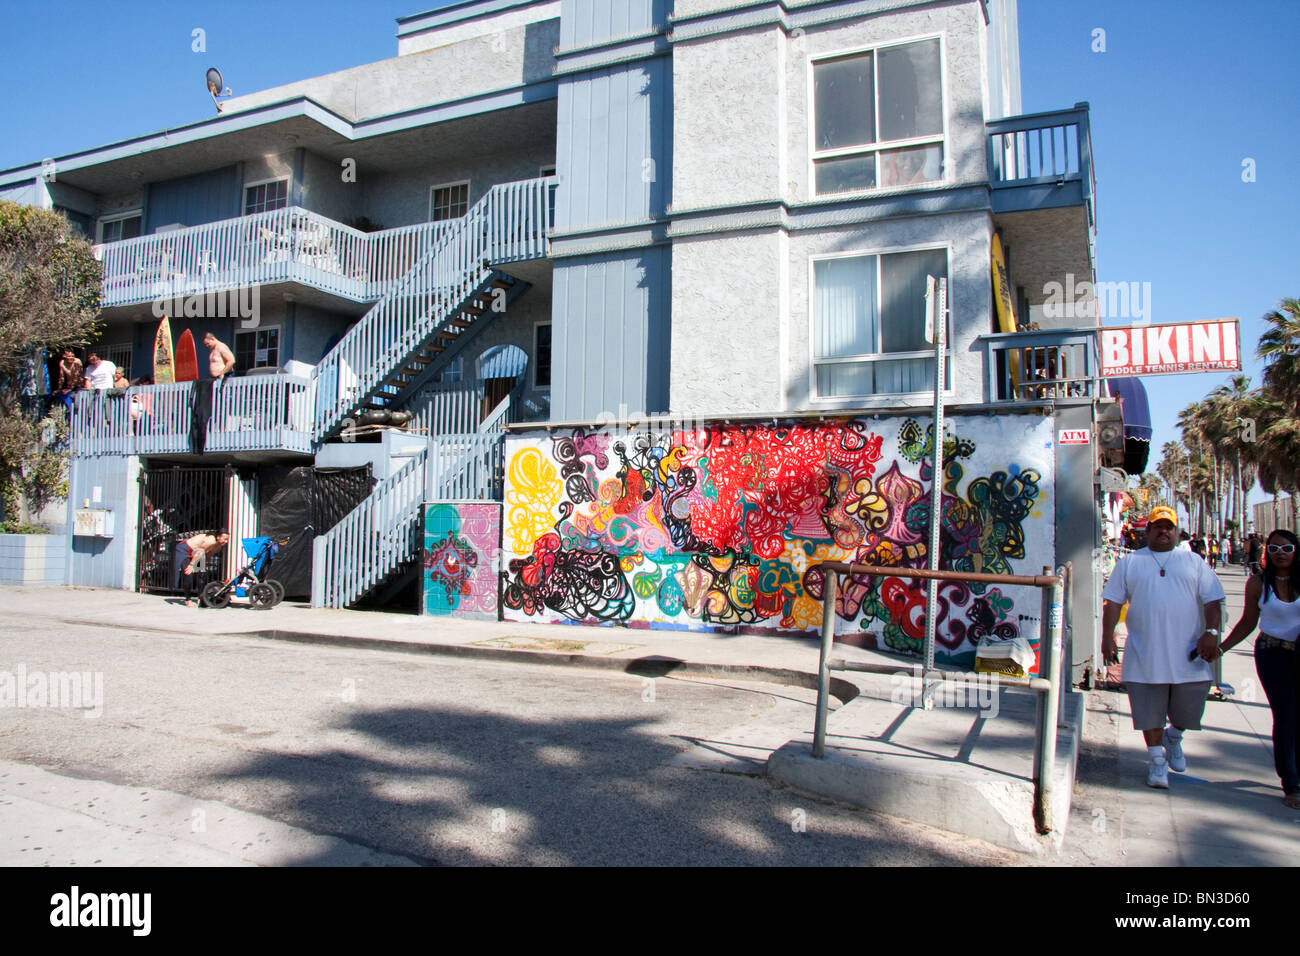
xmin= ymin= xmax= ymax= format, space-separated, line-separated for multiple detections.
xmin=1 ymin=0 xmax=1120 ymax=680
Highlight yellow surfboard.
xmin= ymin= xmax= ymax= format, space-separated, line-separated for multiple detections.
xmin=153 ymin=316 xmax=175 ymax=385
xmin=991 ymin=234 xmax=1021 ymax=395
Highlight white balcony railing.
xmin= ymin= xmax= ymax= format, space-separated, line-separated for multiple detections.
xmin=68 ymin=375 xmax=313 ymax=457
xmin=93 ymin=207 xmax=452 ymax=308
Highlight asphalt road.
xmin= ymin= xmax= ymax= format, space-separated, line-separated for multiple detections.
xmin=0 ymin=615 xmax=1017 ymax=866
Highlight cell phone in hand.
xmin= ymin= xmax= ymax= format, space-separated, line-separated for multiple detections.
xmin=1189 ymin=646 xmax=1202 ymax=662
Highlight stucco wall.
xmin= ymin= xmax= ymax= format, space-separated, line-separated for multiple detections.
xmin=673 ymin=2 xmax=989 ymax=209
xmin=300 ymin=151 xmax=360 ymax=225
xmin=672 ymin=27 xmax=786 ymax=210
xmin=220 ymin=20 xmax=560 ymax=123
xmin=669 ymin=229 xmax=787 ymax=414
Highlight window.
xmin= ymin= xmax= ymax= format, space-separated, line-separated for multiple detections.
xmin=429 ymin=182 xmax=470 ymax=221
xmin=102 ymin=343 xmax=132 ymax=380
xmin=98 ymin=213 xmax=142 ymax=243
xmin=435 ymin=356 xmax=464 ymax=384
xmin=811 ymin=37 xmax=944 ymax=195
xmin=234 ymin=326 xmax=280 ymax=371
xmin=244 ymin=179 xmax=289 ymax=215
xmin=811 ymin=248 xmax=948 ymax=397
xmin=534 ymin=323 xmax=551 ymax=389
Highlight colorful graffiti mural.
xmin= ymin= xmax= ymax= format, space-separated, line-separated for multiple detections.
xmin=499 ymin=416 xmax=1055 ymax=664
xmin=421 ymin=503 xmax=501 ymax=620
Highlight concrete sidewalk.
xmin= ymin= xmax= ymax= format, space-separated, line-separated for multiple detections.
xmin=2 ymin=577 xmax=1295 ymax=864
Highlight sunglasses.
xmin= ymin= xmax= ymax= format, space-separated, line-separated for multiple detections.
xmin=1267 ymin=544 xmax=1296 ymax=555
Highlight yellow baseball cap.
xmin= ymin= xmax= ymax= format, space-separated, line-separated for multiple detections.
xmin=1147 ymin=505 xmax=1178 ymax=527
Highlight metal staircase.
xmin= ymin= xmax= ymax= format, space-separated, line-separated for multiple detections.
xmin=312 ymin=177 xmax=552 ymax=444
xmin=308 ymin=177 xmax=552 ymax=609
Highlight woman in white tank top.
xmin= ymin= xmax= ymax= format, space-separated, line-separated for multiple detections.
xmin=1218 ymin=529 xmax=1300 ymax=808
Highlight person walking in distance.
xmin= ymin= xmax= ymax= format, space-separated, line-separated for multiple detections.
xmin=1101 ymin=506 xmax=1226 ymax=788
xmin=1216 ymin=529 xmax=1300 ymax=808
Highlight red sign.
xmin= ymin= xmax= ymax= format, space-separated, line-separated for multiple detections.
xmin=1059 ymin=429 xmax=1090 ymax=445
xmin=1100 ymin=319 xmax=1240 ymax=377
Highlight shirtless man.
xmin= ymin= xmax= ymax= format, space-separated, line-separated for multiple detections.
xmin=203 ymin=333 xmax=236 ymax=379
xmin=173 ymin=530 xmax=230 ymax=607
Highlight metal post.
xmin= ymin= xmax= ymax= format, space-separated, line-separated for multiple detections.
xmin=813 ymin=568 xmax=839 ymax=759
xmin=1033 ymin=571 xmax=1065 ymax=833
xmin=922 ymin=277 xmax=948 ymax=710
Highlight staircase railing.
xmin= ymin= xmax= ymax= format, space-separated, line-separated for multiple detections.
xmin=311 ymin=447 xmax=429 ymax=608
xmin=311 ymin=176 xmax=553 ymax=443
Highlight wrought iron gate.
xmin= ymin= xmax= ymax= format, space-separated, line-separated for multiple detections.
xmin=137 ymin=465 xmax=231 ymax=593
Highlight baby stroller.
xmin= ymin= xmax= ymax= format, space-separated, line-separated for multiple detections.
xmin=200 ymin=535 xmax=288 ymax=610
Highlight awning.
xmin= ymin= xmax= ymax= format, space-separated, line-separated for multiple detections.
xmin=1106 ymin=376 xmax=1152 ymax=474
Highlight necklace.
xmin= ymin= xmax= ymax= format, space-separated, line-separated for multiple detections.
xmin=1149 ymin=549 xmax=1174 ymax=577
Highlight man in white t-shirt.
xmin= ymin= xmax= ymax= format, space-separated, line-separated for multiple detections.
xmin=83 ymin=352 xmax=116 ymax=390
xmin=1101 ymin=505 xmax=1225 ymax=788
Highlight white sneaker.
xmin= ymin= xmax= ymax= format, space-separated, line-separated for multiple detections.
xmin=1163 ymin=728 xmax=1186 ymax=773
xmin=1147 ymin=756 xmax=1170 ymax=789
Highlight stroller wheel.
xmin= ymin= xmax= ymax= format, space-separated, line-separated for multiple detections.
xmin=249 ymin=582 xmax=277 ymax=610
xmin=201 ymin=581 xmax=231 ymax=609
xmin=265 ymin=579 xmax=286 ymax=607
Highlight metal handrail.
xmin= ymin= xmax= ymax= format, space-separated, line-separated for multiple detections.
xmin=810 ymin=560 xmax=1069 ymax=835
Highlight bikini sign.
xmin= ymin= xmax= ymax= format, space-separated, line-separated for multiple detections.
xmin=1100 ymin=318 xmax=1241 ymax=377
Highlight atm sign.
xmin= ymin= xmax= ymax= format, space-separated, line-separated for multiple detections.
xmin=1059 ymin=429 xmax=1091 ymax=445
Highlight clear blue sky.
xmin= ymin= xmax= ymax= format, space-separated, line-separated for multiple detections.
xmin=2 ymin=0 xmax=1296 ymax=507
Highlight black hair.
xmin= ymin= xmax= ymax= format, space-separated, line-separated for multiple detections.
xmin=1260 ymin=528 xmax=1300 ymax=604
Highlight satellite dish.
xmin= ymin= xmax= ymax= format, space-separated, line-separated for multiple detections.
xmin=205 ymin=67 xmax=232 ymax=113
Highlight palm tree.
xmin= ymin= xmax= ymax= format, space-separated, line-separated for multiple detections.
xmin=1258 ymin=297 xmax=1300 ymax=414
xmin=1242 ymin=388 xmax=1300 ymax=533
xmin=1156 ymin=440 xmax=1190 ymax=519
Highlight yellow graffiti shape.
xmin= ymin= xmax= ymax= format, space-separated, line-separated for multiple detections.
xmin=505 ymin=447 xmax=562 ymax=555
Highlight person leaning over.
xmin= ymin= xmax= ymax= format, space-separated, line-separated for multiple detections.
xmin=1101 ymin=505 xmax=1226 ymax=789
xmin=172 ymin=530 xmax=230 ymax=608
xmin=1215 ymin=529 xmax=1300 ymax=809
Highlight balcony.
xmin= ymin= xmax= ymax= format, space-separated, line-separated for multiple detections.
xmin=69 ymin=374 xmax=314 ymax=458
xmin=987 ymin=104 xmax=1095 ymax=222
xmin=986 ymin=105 xmax=1097 ymax=331
xmin=976 ymin=327 xmax=1100 ymax=403
xmin=93 ymin=208 xmax=455 ymax=309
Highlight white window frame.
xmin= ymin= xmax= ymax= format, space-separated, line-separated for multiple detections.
xmin=807 ymin=241 xmax=953 ymax=404
xmin=233 ymin=324 xmax=282 ymax=371
xmin=533 ymin=320 xmax=552 ymax=391
xmin=807 ymin=32 xmax=948 ymax=198
xmin=243 ymin=177 xmax=290 ymax=215
xmin=96 ymin=210 xmax=143 ymax=243
xmin=429 ymin=180 xmax=471 ymax=221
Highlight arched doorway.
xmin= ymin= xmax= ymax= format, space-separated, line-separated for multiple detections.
xmin=476 ymin=345 xmax=528 ymax=422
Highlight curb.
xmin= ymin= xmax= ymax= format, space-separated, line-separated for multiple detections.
xmin=213 ymin=627 xmax=865 ymax=707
